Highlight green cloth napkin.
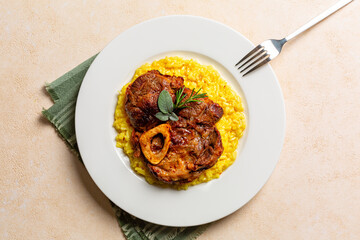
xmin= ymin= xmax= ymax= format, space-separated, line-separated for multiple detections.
xmin=42 ymin=54 xmax=208 ymax=240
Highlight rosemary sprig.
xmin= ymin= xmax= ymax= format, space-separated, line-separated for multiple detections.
xmin=174 ymin=87 xmax=208 ymax=109
xmin=155 ymin=87 xmax=207 ymax=122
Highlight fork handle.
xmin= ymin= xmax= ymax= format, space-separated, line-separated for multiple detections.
xmin=285 ymin=0 xmax=353 ymax=41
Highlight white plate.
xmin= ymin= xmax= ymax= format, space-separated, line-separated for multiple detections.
xmin=75 ymin=15 xmax=285 ymax=227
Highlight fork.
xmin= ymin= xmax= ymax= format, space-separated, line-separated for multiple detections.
xmin=236 ymin=0 xmax=353 ymax=76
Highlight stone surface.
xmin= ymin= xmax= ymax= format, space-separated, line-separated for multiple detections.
xmin=1 ymin=0 xmax=360 ymax=239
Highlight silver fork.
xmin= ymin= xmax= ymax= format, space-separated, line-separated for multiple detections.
xmin=236 ymin=0 xmax=353 ymax=76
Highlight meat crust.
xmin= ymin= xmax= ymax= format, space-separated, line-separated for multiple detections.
xmin=125 ymin=70 xmax=184 ymax=131
xmin=177 ymin=88 xmax=223 ymax=125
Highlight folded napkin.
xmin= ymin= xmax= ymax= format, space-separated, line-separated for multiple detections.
xmin=42 ymin=55 xmax=208 ymax=240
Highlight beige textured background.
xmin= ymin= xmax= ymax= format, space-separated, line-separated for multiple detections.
xmin=1 ymin=0 xmax=360 ymax=239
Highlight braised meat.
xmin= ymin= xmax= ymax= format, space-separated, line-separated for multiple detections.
xmin=126 ymin=70 xmax=224 ymax=184
xmin=125 ymin=70 xmax=184 ymax=131
xmin=147 ymin=121 xmax=223 ymax=183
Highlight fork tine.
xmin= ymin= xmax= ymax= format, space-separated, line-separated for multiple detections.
xmin=235 ymin=45 xmax=262 ymax=66
xmin=242 ymin=57 xmax=271 ymax=76
xmin=240 ymin=54 xmax=269 ymax=73
xmin=237 ymin=49 xmax=266 ymax=70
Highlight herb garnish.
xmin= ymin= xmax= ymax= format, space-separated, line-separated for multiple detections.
xmin=155 ymin=87 xmax=207 ymax=122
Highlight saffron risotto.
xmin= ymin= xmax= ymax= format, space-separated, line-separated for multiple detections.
xmin=113 ymin=57 xmax=246 ymax=190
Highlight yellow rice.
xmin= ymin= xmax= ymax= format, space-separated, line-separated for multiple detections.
xmin=113 ymin=56 xmax=246 ymax=190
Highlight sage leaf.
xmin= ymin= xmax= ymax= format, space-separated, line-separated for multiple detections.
xmin=166 ymin=95 xmax=174 ymax=113
xmin=169 ymin=112 xmax=179 ymax=121
xmin=155 ymin=112 xmax=170 ymax=121
xmin=158 ymin=90 xmax=174 ymax=114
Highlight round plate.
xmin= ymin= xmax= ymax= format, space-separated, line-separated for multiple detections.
xmin=75 ymin=15 xmax=285 ymax=227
